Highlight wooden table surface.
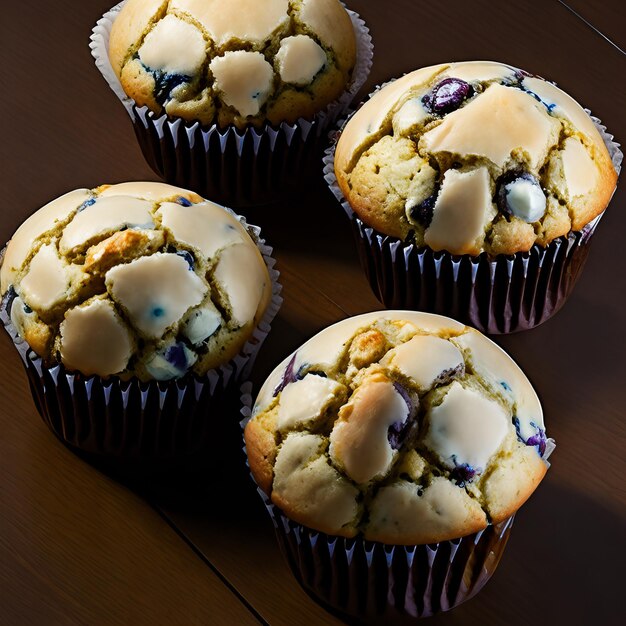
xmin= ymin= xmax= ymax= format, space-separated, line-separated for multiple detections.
xmin=1 ymin=1 xmax=624 ymax=624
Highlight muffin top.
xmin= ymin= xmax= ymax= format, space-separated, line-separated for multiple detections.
xmin=245 ymin=311 xmax=551 ymax=544
xmin=335 ymin=61 xmax=618 ymax=256
xmin=109 ymin=0 xmax=357 ymax=128
xmin=0 ymin=182 xmax=272 ymax=381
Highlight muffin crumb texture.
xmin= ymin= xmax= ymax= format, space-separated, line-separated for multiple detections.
xmin=109 ymin=0 xmax=357 ymax=127
xmin=0 ymin=182 xmax=271 ymax=380
xmin=245 ymin=312 xmax=551 ymax=544
xmin=335 ymin=61 xmax=617 ymax=255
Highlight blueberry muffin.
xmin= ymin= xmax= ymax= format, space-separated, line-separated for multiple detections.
xmin=0 ymin=182 xmax=279 ymax=463
xmin=335 ymin=61 xmax=617 ymax=256
xmin=246 ymin=310 xmax=550 ymax=543
xmin=328 ymin=61 xmax=620 ymax=332
xmin=1 ymin=182 xmax=272 ymax=381
xmin=109 ymin=0 xmax=357 ymax=128
xmin=94 ymin=0 xmax=369 ymax=206
xmin=244 ymin=311 xmax=551 ymax=618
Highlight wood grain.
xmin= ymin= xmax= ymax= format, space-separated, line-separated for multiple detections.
xmin=0 ymin=1 xmax=624 ymax=625
xmin=0 ymin=337 xmax=259 ymax=625
xmin=559 ymin=0 xmax=626 ymax=53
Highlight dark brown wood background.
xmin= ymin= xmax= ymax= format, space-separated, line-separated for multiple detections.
xmin=1 ymin=1 xmax=624 ymax=624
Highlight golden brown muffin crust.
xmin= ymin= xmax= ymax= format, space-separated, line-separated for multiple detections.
xmin=2 ymin=182 xmax=272 ymax=381
xmin=245 ymin=311 xmax=552 ymax=544
xmin=109 ymin=0 xmax=357 ymax=128
xmin=335 ymin=61 xmax=618 ymax=256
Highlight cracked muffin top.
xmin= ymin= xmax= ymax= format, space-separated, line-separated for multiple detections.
xmin=334 ymin=61 xmax=617 ymax=256
xmin=0 ymin=182 xmax=271 ymax=381
xmin=244 ymin=311 xmax=552 ymax=544
xmin=109 ymin=0 xmax=357 ymax=128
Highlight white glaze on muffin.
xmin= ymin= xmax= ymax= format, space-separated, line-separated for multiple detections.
xmin=109 ymin=0 xmax=357 ymax=127
xmin=334 ymin=61 xmax=618 ymax=256
xmin=1 ymin=182 xmax=271 ymax=380
xmin=245 ymin=311 xmax=551 ymax=544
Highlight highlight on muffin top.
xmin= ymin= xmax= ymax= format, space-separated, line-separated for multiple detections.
xmin=108 ymin=0 xmax=357 ymax=128
xmin=0 ymin=182 xmax=271 ymax=381
xmin=334 ymin=61 xmax=618 ymax=256
xmin=245 ymin=311 xmax=552 ymax=545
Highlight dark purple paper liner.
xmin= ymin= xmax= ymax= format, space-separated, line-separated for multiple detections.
xmin=349 ymin=211 xmax=597 ymax=334
xmin=264 ymin=494 xmax=513 ymax=622
xmin=132 ymin=109 xmax=328 ymax=207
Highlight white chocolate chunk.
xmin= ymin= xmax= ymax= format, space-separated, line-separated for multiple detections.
xmin=275 ymin=432 xmax=322 ymax=477
xmin=60 ymin=299 xmax=132 ymax=376
xmin=98 ymin=182 xmax=197 ymax=201
xmin=425 ymin=167 xmax=493 ymax=255
xmin=214 ymin=243 xmax=267 ymax=327
xmin=276 ymin=35 xmax=326 ymax=86
xmin=453 ymin=330 xmax=543 ymax=442
xmin=299 ymin=0 xmax=351 ymax=51
xmin=420 ymin=83 xmax=561 ymax=170
xmin=442 ymin=62 xmax=516 ymax=83
xmin=109 ymin=0 xmax=167 ymax=74
xmin=277 ymin=374 xmax=344 ymax=430
xmin=330 ymin=377 xmax=408 ymax=483
xmin=105 ymin=253 xmax=207 ymax=339
xmin=273 ymin=433 xmax=359 ymax=533
xmin=144 ymin=340 xmax=198 ymax=380
xmin=561 ymin=137 xmax=599 ymax=198
xmin=521 ymin=77 xmax=603 ymax=144
xmin=209 ymin=51 xmax=274 ymax=117
xmin=183 ymin=301 xmax=222 ymax=345
xmin=59 ymin=196 xmax=154 ymax=255
xmin=367 ymin=477 xmax=487 ymax=544
xmin=19 ymin=244 xmax=77 ymax=311
xmin=253 ymin=320 xmax=373 ymax=417
xmin=1 ymin=189 xmax=90 ymax=293
xmin=504 ymin=178 xmax=547 ymax=222
xmin=392 ymin=98 xmax=431 ymax=136
xmin=9 ymin=297 xmax=33 ymax=338
xmin=382 ymin=335 xmax=464 ymax=391
xmin=138 ymin=15 xmax=205 ymax=76
xmin=334 ymin=65 xmax=447 ymax=174
xmin=158 ymin=201 xmax=245 ymax=258
xmin=424 ymin=381 xmax=508 ymax=471
xmin=171 ymin=0 xmax=289 ymax=46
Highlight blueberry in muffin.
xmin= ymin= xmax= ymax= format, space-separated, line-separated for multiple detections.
xmin=109 ymin=0 xmax=357 ymax=128
xmin=1 ymin=182 xmax=272 ymax=380
xmin=245 ymin=310 xmax=552 ymax=544
xmin=335 ymin=61 xmax=618 ymax=256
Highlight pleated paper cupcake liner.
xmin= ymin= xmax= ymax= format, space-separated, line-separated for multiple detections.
xmin=0 ymin=219 xmax=282 ymax=467
xmin=265 ymin=497 xmax=513 ymax=623
xmin=344 ymin=215 xmax=596 ymax=334
xmin=90 ymin=1 xmax=374 ymax=208
xmin=323 ymin=92 xmax=622 ymax=334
